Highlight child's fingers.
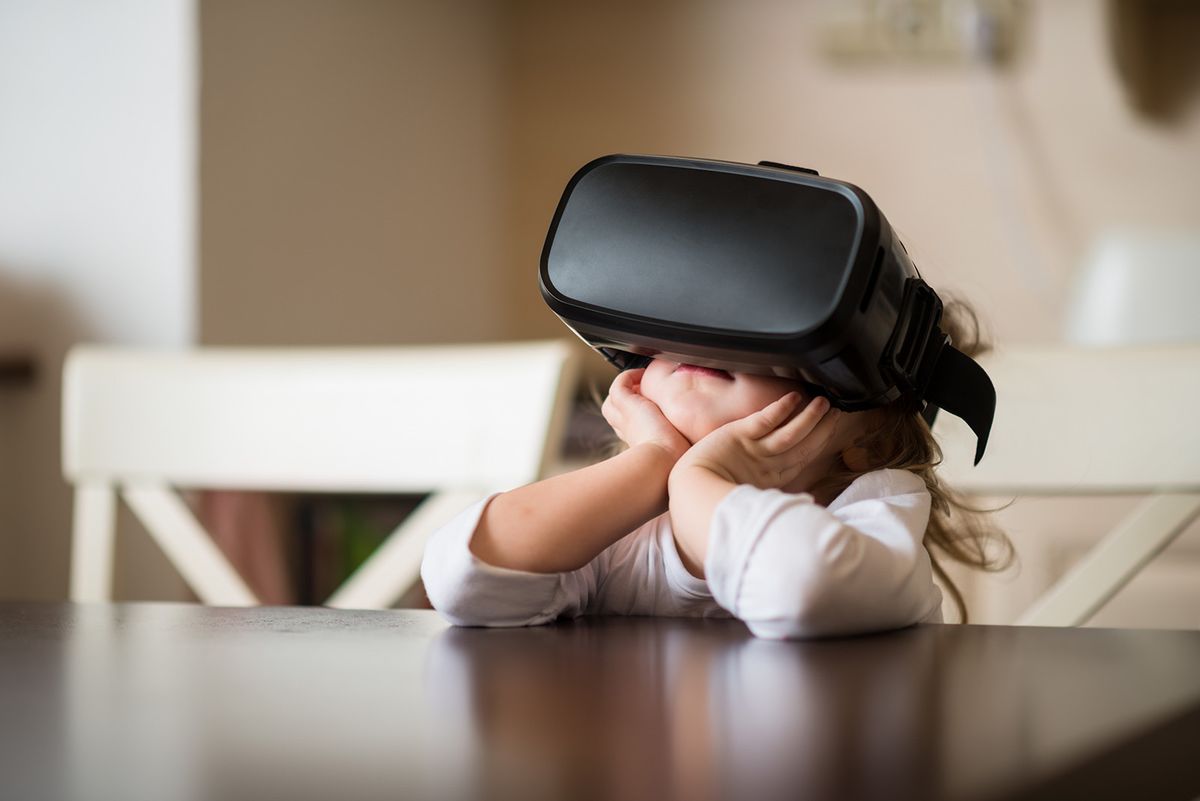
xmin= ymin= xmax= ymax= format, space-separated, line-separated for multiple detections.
xmin=609 ymin=368 xmax=645 ymax=397
xmin=607 ymin=369 xmax=661 ymax=422
xmin=600 ymin=392 xmax=620 ymax=425
xmin=741 ymin=392 xmax=805 ymax=438
xmin=774 ymin=408 xmax=841 ymax=460
xmin=756 ymin=411 xmax=841 ymax=488
xmin=759 ymin=396 xmax=833 ymax=453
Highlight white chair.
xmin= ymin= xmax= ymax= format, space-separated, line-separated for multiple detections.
xmin=62 ymin=340 xmax=580 ymax=608
xmin=933 ymin=344 xmax=1200 ymax=626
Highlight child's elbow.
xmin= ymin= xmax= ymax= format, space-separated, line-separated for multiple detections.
xmin=420 ymin=550 xmax=506 ymax=627
xmin=420 ymin=553 xmax=561 ymax=628
xmin=731 ymin=525 xmax=914 ymax=640
xmin=423 ymin=578 xmax=524 ymax=628
xmin=420 ymin=564 xmax=483 ymax=627
xmin=419 ymin=520 xmax=511 ymax=627
xmin=737 ymin=579 xmax=846 ymax=639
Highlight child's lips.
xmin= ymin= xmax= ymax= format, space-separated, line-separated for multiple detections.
xmin=675 ymin=363 xmax=733 ymax=380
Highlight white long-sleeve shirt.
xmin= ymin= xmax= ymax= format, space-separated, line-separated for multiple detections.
xmin=420 ymin=467 xmax=944 ymax=639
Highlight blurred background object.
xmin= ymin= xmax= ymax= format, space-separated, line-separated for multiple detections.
xmin=1064 ymin=229 xmax=1200 ymax=346
xmin=1 ymin=0 xmax=1198 ymax=624
xmin=819 ymin=0 xmax=1025 ymax=66
xmin=1108 ymin=0 xmax=1200 ymax=123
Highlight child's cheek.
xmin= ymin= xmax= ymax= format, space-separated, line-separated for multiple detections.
xmin=661 ymin=398 xmax=708 ymax=443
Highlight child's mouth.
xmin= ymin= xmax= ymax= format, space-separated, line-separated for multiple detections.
xmin=675 ymin=363 xmax=733 ymax=380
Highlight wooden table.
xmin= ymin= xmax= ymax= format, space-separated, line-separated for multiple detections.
xmin=1 ymin=602 xmax=1197 ymax=801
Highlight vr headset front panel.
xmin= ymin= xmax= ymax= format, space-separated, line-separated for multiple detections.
xmin=544 ymin=158 xmax=863 ymax=335
xmin=541 ymin=155 xmax=922 ymax=408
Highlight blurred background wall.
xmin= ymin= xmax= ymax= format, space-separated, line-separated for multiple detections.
xmin=200 ymin=0 xmax=510 ymax=346
xmin=0 ymin=0 xmax=197 ymax=601
xmin=1 ymin=0 xmax=1198 ymax=622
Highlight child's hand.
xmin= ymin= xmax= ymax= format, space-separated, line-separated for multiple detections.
xmin=672 ymin=392 xmax=840 ymax=491
xmin=601 ymin=368 xmax=692 ymax=463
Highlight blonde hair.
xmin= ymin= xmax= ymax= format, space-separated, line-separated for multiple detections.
xmin=582 ymin=293 xmax=1014 ymax=623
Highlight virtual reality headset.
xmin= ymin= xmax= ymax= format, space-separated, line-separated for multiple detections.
xmin=539 ymin=154 xmax=996 ymax=465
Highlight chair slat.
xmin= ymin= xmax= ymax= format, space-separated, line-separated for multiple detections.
xmin=933 ymin=345 xmax=1200 ymax=494
xmin=63 ymin=341 xmax=579 ymax=492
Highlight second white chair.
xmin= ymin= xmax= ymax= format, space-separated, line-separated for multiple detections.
xmin=933 ymin=344 xmax=1200 ymax=626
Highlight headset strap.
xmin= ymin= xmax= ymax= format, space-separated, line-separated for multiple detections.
xmin=922 ymin=345 xmax=995 ymax=465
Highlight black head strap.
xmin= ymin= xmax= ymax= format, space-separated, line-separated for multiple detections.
xmin=921 ymin=345 xmax=995 ymax=465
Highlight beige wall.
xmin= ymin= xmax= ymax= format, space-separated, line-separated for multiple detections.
xmin=200 ymin=0 xmax=510 ymax=346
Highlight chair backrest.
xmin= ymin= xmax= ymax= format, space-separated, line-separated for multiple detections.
xmin=64 ymin=340 xmax=580 ymax=493
xmin=61 ymin=340 xmax=581 ymax=607
xmin=931 ymin=344 xmax=1200 ymax=627
xmin=932 ymin=344 xmax=1200 ymax=495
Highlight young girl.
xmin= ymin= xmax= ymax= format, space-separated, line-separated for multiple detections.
xmin=420 ymin=298 xmax=1012 ymax=638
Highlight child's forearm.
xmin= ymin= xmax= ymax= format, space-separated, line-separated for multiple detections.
xmin=469 ymin=443 xmax=677 ymax=573
xmin=666 ymin=465 xmax=739 ymax=579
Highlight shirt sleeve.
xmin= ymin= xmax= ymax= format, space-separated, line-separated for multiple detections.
xmin=419 ymin=493 xmax=599 ymax=627
xmin=703 ymin=469 xmax=944 ymax=640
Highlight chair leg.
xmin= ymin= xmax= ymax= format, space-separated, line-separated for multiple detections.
xmin=123 ymin=482 xmax=259 ymax=607
xmin=326 ymin=489 xmax=486 ymax=610
xmin=1017 ymin=493 xmax=1200 ymax=626
xmin=70 ymin=484 xmax=117 ymax=602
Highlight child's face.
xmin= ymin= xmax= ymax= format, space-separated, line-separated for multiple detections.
xmin=639 ymin=357 xmax=821 ymax=445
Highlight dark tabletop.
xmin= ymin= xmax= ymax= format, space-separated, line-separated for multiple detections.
xmin=1 ymin=602 xmax=1198 ymax=801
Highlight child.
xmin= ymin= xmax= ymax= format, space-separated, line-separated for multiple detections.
xmin=420 ymin=298 xmax=1012 ymax=638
